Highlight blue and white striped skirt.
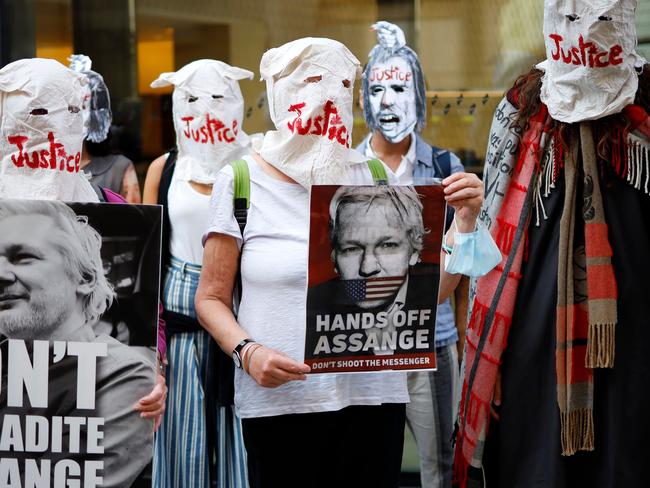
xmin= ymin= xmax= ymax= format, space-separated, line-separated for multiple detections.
xmin=153 ymin=256 xmax=248 ymax=487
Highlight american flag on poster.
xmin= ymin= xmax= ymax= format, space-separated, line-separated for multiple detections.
xmin=343 ymin=276 xmax=406 ymax=302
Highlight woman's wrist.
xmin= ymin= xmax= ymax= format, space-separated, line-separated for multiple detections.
xmin=243 ymin=343 xmax=263 ymax=375
xmin=454 ymin=214 xmax=478 ymax=233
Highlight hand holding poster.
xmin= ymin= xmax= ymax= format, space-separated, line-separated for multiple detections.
xmin=0 ymin=200 xmax=161 ymax=487
xmin=305 ymin=184 xmax=446 ymax=373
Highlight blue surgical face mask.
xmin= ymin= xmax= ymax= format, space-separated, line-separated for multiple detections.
xmin=444 ymin=222 xmax=502 ymax=278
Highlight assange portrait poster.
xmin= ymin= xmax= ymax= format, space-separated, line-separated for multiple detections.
xmin=0 ymin=199 xmax=162 ymax=488
xmin=305 ymin=184 xmax=446 ymax=373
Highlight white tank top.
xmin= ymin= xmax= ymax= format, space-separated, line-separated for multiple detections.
xmin=168 ymin=170 xmax=212 ymax=265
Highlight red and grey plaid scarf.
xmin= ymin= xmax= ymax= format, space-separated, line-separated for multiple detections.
xmin=454 ymin=103 xmax=650 ymax=487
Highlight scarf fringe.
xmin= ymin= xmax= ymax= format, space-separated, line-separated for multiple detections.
xmin=625 ymin=137 xmax=650 ymax=195
xmin=586 ymin=322 xmax=616 ymax=368
xmin=560 ymin=409 xmax=595 ymax=456
xmin=533 ymin=143 xmax=555 ymax=226
xmin=495 ymin=217 xmax=517 ymax=255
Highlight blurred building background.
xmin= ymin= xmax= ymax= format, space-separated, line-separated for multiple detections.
xmin=1 ymin=0 xmax=649 ymax=482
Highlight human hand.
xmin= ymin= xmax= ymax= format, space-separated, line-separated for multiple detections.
xmin=442 ymin=172 xmax=483 ymax=233
xmin=134 ymin=372 xmax=167 ymax=431
xmin=247 ymin=346 xmax=311 ymax=388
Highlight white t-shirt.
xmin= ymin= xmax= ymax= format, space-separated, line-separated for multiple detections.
xmin=204 ymin=155 xmax=409 ymax=418
xmin=168 ymin=168 xmax=212 ymax=265
xmin=364 ymin=134 xmax=417 ymax=183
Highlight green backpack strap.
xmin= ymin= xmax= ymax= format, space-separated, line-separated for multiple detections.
xmin=367 ymin=158 xmax=388 ymax=185
xmin=230 ymin=159 xmax=250 ymax=234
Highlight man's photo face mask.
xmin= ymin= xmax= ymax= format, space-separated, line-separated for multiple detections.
xmin=368 ymin=56 xmax=417 ymax=144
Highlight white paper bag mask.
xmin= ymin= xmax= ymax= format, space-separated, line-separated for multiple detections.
xmin=362 ymin=21 xmax=426 ymax=144
xmin=259 ymin=37 xmax=365 ymax=188
xmin=0 ymin=58 xmax=98 ymax=202
xmin=538 ymin=0 xmax=645 ymax=123
xmin=151 ymin=60 xmax=253 ymax=184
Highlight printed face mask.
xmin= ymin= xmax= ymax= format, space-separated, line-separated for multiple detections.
xmin=367 ymin=56 xmax=417 ymax=143
xmin=80 ymin=83 xmax=92 ymax=137
xmin=0 ymin=58 xmax=98 ymax=202
xmin=362 ymin=21 xmax=426 ymax=143
xmin=69 ymin=54 xmax=99 ymax=141
xmin=259 ymin=38 xmax=364 ymax=188
xmin=151 ymin=60 xmax=253 ymax=184
xmin=538 ymin=0 xmax=645 ymax=123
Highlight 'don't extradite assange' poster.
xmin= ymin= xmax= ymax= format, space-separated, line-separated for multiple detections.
xmin=0 ymin=200 xmax=161 ymax=488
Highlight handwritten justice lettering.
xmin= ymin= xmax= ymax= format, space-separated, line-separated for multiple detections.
xmin=7 ymin=132 xmax=80 ymax=173
xmin=181 ymin=114 xmax=238 ymax=144
xmin=286 ymin=100 xmax=350 ymax=148
xmin=549 ymin=34 xmax=623 ymax=68
xmin=368 ymin=66 xmax=412 ymax=83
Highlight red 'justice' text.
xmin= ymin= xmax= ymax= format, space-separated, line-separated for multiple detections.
xmin=549 ymin=34 xmax=623 ymax=68
xmin=368 ymin=65 xmax=412 ymax=83
xmin=7 ymin=132 xmax=80 ymax=173
xmin=181 ymin=114 xmax=238 ymax=144
xmin=287 ymin=100 xmax=350 ymax=148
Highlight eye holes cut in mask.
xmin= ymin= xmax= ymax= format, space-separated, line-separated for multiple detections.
xmin=303 ymin=75 xmax=350 ymax=88
xmin=30 ymin=108 xmax=48 ymax=116
xmin=566 ymin=13 xmax=613 ymax=23
xmin=68 ymin=105 xmax=80 ymax=114
xmin=188 ymin=94 xmax=224 ymax=102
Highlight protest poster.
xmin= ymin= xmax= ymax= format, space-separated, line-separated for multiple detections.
xmin=305 ymin=184 xmax=446 ymax=373
xmin=0 ymin=199 xmax=161 ymax=488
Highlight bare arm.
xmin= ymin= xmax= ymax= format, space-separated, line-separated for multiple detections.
xmin=142 ymin=154 xmax=167 ymax=204
xmin=195 ymin=233 xmax=310 ymax=387
xmin=437 ymin=171 xmax=483 ymax=303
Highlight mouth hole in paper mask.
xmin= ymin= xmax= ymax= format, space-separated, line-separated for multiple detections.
xmin=598 ymin=16 xmax=613 ymax=22
xmin=188 ymin=95 xmax=198 ymax=103
xmin=304 ymin=75 xmax=322 ymax=83
xmin=30 ymin=108 xmax=48 ymax=116
xmin=566 ymin=14 xmax=580 ymax=22
xmin=342 ymin=79 xmax=351 ymax=88
xmin=68 ymin=105 xmax=80 ymax=114
xmin=212 ymin=94 xmax=224 ymax=100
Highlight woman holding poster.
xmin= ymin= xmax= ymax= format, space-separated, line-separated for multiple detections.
xmin=196 ymin=37 xmax=486 ymax=488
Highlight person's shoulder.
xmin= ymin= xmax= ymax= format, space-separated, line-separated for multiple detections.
xmin=145 ymin=153 xmax=168 ymax=180
xmin=150 ymin=153 xmax=168 ymax=169
xmin=416 ymin=134 xmax=462 ymax=173
xmin=109 ymin=153 xmax=135 ymax=169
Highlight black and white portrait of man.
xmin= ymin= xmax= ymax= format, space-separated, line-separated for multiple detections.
xmin=0 ymin=199 xmax=159 ymax=488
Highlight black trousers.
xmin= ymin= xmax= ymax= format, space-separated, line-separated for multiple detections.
xmin=242 ymin=403 xmax=406 ymax=488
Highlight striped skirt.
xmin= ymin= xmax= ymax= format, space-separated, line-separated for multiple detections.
xmin=153 ymin=257 xmax=248 ymax=487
